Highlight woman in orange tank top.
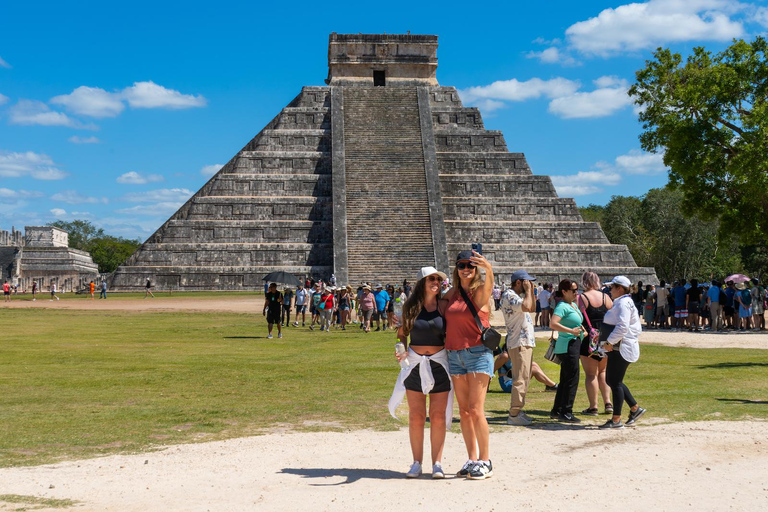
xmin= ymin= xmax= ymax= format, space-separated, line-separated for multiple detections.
xmin=444 ymin=249 xmax=495 ymax=480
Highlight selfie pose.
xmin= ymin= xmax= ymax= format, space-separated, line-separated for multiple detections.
xmin=389 ymin=267 xmax=452 ymax=479
xmin=444 ymin=248 xmax=496 ymax=480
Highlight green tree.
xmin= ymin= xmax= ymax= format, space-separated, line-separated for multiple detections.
xmin=47 ymin=220 xmax=104 ymax=252
xmin=88 ymin=237 xmax=142 ymax=274
xmin=629 ymin=37 xmax=768 ymax=243
xmin=579 ymin=204 xmax=605 ymax=225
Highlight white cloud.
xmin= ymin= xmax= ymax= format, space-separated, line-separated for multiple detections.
xmin=0 ymin=93 xmax=8 ymax=106
xmin=114 ymin=202 xmax=185 ymax=216
xmin=0 ymin=150 xmax=69 ymax=180
xmin=51 ymin=86 xmax=125 ymax=118
xmin=0 ymin=188 xmax=44 ymax=204
xmin=551 ymin=169 xmax=622 ymax=196
xmin=526 ymin=47 xmax=580 ymax=67
xmin=547 ymin=76 xmax=633 ymax=119
xmin=121 ymin=188 xmax=192 ymax=203
xmin=50 ymin=190 xmax=108 ymax=205
xmin=565 ymin=0 xmax=745 ymax=56
xmin=551 ymin=184 xmax=602 ymax=196
xmin=461 ymin=77 xmax=580 ymax=103
xmin=117 ymin=171 xmax=165 ymax=184
xmin=121 ymin=81 xmax=207 ymax=109
xmin=200 ymin=164 xmax=223 ymax=177
xmin=0 ymin=56 xmax=10 ymax=68
xmin=68 ymin=136 xmax=101 ymax=144
xmin=611 ymin=149 xmax=668 ymax=175
xmin=8 ymin=99 xmax=82 ymax=127
xmin=50 ymin=208 xmax=67 ymax=217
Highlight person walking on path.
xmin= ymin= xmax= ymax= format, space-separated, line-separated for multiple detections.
xmin=144 ymin=278 xmax=155 ymax=298
xmin=549 ymin=279 xmax=586 ymax=423
xmin=3 ymin=280 xmax=10 ymax=302
xmin=281 ymin=287 xmax=294 ymax=327
xmin=50 ymin=282 xmax=59 ymax=301
xmin=32 ymin=280 xmax=38 ymax=301
xmin=499 ymin=270 xmax=537 ymax=426
xmin=358 ymin=285 xmax=375 ymax=332
xmin=89 ymin=280 xmax=96 ymax=300
xmin=389 ymin=267 xmax=451 ymax=479
xmin=444 ymin=249 xmax=496 ymax=480
xmin=100 ymin=280 xmax=107 ymax=299
xmin=374 ymin=284 xmax=390 ymax=331
xmin=293 ymin=284 xmax=308 ymax=326
xmin=599 ymin=276 xmax=646 ymax=429
xmin=263 ymin=283 xmax=283 ymax=339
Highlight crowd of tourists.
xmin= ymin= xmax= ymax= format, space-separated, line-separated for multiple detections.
xmin=261 ymin=278 xmax=415 ymax=339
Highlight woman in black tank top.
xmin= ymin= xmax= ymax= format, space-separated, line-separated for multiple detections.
xmin=393 ymin=267 xmax=450 ymax=479
xmin=578 ymin=272 xmax=614 ymax=416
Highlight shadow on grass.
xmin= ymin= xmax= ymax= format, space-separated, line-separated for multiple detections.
xmin=716 ymin=398 xmax=768 ymax=405
xmin=280 ymin=467 xmax=403 ymax=484
xmin=695 ymin=362 xmax=768 ymax=369
xmin=223 ymin=336 xmax=264 ymax=339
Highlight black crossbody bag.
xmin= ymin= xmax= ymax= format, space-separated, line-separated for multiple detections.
xmin=459 ymin=287 xmax=502 ymax=351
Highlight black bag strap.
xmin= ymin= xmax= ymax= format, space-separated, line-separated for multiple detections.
xmin=458 ymin=286 xmax=486 ymax=334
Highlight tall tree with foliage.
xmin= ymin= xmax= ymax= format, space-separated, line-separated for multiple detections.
xmin=629 ymin=37 xmax=768 ymax=243
xmin=47 ymin=220 xmax=141 ymax=273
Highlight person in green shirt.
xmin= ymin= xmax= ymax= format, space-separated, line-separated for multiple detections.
xmin=549 ymin=279 xmax=586 ymax=423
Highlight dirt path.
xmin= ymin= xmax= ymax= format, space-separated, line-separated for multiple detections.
xmin=0 ymin=421 xmax=766 ymax=511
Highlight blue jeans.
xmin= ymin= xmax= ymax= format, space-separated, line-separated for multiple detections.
xmin=447 ymin=345 xmax=494 ymax=377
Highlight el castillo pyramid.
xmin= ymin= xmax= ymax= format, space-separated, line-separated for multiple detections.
xmin=112 ymin=33 xmax=657 ymax=290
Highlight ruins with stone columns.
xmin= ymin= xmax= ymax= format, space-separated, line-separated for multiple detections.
xmin=0 ymin=226 xmax=100 ymax=292
xmin=111 ymin=33 xmax=657 ymax=291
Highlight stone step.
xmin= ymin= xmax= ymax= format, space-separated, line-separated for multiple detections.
xmin=440 ymin=174 xmax=557 ymax=197
xmin=446 ymin=220 xmax=609 ymax=244
xmin=207 ymin=174 xmax=331 ymax=196
xmin=187 ymin=196 xmax=330 ymax=221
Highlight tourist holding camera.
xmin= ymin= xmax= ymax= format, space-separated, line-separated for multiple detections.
xmin=599 ymin=276 xmax=646 ymax=429
xmin=444 ymin=249 xmax=495 ymax=480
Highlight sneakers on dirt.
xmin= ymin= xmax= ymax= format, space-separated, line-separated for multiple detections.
xmin=467 ymin=460 xmax=493 ymax=480
xmin=506 ymin=411 xmax=533 ymax=426
xmin=432 ymin=462 xmax=445 ymax=479
xmin=626 ymin=407 xmax=646 ymax=426
xmin=456 ymin=460 xmax=474 ymax=477
xmin=405 ymin=461 xmax=422 ymax=478
xmin=599 ymin=419 xmax=624 ymax=429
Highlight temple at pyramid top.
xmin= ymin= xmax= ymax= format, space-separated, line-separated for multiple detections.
xmin=326 ymin=33 xmax=439 ymax=86
xmin=111 ymin=33 xmax=657 ymax=291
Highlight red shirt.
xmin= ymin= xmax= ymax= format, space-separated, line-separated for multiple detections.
xmin=2 ymin=283 xmax=9 ymax=293
xmin=445 ymin=289 xmax=490 ymax=350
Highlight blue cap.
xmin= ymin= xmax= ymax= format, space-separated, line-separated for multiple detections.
xmin=510 ymin=270 xmax=536 ymax=282
xmin=456 ymin=250 xmax=473 ymax=262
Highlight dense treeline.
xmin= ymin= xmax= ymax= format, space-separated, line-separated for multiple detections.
xmin=48 ymin=220 xmax=142 ymax=274
xmin=581 ymin=187 xmax=768 ymax=283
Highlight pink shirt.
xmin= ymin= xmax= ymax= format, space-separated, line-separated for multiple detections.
xmin=359 ymin=292 xmax=375 ymax=310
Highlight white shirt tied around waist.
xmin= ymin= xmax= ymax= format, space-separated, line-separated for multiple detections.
xmin=388 ymin=348 xmax=454 ymax=430
xmin=602 ymin=294 xmax=641 ymax=363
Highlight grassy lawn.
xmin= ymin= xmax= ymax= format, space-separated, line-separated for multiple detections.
xmin=1 ymin=307 xmax=766 ymax=467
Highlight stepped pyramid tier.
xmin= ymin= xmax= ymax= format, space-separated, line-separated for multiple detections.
xmin=112 ymin=33 xmax=657 ymax=291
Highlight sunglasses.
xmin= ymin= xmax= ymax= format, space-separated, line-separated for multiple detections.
xmin=456 ymin=262 xmax=476 ymax=270
xmin=568 ymin=287 xmax=579 ymax=292
xmin=426 ymin=275 xmax=442 ymax=282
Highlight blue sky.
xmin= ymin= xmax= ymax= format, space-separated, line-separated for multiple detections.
xmin=1 ymin=0 xmax=767 ymax=240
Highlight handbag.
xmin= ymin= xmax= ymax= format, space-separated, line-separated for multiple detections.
xmin=577 ymin=296 xmax=601 ymax=357
xmin=458 ymin=287 xmax=502 ymax=351
xmin=544 ymin=330 xmax=561 ymax=365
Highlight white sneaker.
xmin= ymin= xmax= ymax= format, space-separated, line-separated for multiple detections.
xmin=267 ymin=334 xmax=273 ymax=339
xmin=467 ymin=460 xmax=493 ymax=480
xmin=506 ymin=411 xmax=533 ymax=426
xmin=432 ymin=463 xmax=445 ymax=479
xmin=293 ymin=322 xmax=299 ymax=327
xmin=405 ymin=461 xmax=422 ymax=478
xmin=277 ymin=333 xmax=282 ymax=339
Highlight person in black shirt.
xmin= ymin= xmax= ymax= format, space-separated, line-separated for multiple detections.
xmin=685 ymin=279 xmax=702 ymax=332
xmin=263 ymin=282 xmax=283 ymax=339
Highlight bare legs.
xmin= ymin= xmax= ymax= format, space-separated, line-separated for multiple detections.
xmin=452 ymin=373 xmax=490 ymax=461
xmin=580 ymin=355 xmax=611 ymax=409
xmin=406 ymin=390 xmax=448 ymax=464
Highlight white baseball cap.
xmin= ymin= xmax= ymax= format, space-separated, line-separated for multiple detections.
xmin=417 ymin=266 xmax=448 ymax=282
xmin=609 ymin=275 xmax=632 ymax=288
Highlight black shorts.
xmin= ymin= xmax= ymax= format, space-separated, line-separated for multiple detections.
xmin=295 ymin=304 xmax=306 ymax=313
xmin=403 ymin=360 xmax=451 ymax=394
xmin=266 ymin=309 xmax=281 ymax=324
xmin=724 ymin=305 xmax=735 ymax=316
xmin=374 ymin=310 xmax=387 ymax=321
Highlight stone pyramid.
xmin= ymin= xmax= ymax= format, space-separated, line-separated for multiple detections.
xmin=112 ymin=33 xmax=657 ymax=290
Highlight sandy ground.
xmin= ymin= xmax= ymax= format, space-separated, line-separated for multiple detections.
xmin=0 ymin=422 xmax=766 ymax=512
xmin=2 ymin=295 xmax=766 ymax=511
xmin=5 ymin=295 xmax=768 ymax=349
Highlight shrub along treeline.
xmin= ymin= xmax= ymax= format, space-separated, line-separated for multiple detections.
xmin=580 ymin=187 xmax=768 ymax=283
xmin=48 ymin=220 xmax=142 ymax=274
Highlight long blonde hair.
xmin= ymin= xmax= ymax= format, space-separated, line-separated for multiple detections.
xmin=451 ymin=264 xmax=492 ymax=309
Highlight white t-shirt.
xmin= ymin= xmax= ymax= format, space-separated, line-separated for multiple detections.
xmin=538 ymin=289 xmax=551 ymax=309
xmin=656 ymin=287 xmax=669 ymax=307
xmin=500 ymin=289 xmax=535 ymax=349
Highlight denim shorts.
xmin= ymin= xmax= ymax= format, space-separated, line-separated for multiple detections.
xmin=447 ymin=345 xmax=494 ymax=377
